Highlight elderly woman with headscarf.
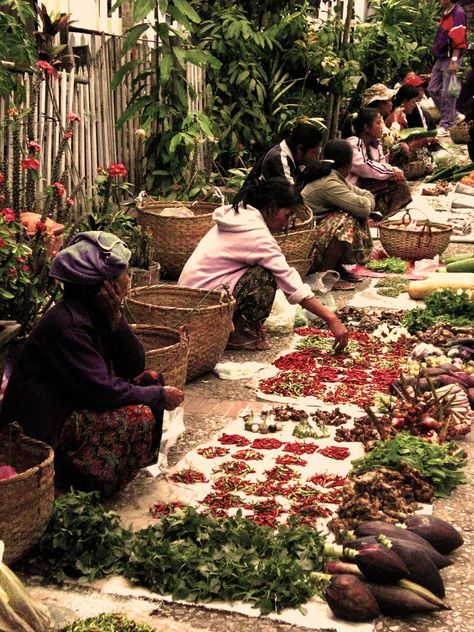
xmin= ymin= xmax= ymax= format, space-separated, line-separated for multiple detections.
xmin=0 ymin=231 xmax=184 ymax=497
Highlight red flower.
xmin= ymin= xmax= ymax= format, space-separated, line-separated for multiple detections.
xmin=52 ymin=181 xmax=65 ymax=196
xmin=21 ymin=157 xmax=40 ymax=170
xmin=64 ymin=130 xmax=73 ymax=139
xmin=108 ymin=162 xmax=128 ymax=177
xmin=35 ymin=221 xmax=47 ymax=233
xmin=27 ymin=141 xmax=41 ymax=152
xmin=0 ymin=239 xmax=6 ymax=248
xmin=22 ymin=265 xmax=29 ymax=271
xmin=8 ymin=268 xmax=17 ymax=278
xmin=67 ymin=112 xmax=81 ymax=122
xmin=0 ymin=172 xmax=4 ymax=184
xmin=36 ymin=60 xmax=58 ymax=78
xmin=67 ymin=197 xmax=74 ymax=206
xmin=7 ymin=107 xmax=18 ymax=117
xmin=1 ymin=207 xmax=16 ymax=222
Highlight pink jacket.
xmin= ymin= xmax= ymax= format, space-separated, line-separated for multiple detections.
xmin=178 ymin=203 xmax=314 ymax=305
xmin=347 ymin=135 xmax=395 ymax=185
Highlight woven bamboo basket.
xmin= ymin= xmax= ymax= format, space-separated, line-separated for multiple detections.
xmin=287 ymin=258 xmax=312 ymax=278
xmin=0 ymin=423 xmax=54 ymax=565
xmin=450 ymin=121 xmax=470 ymax=144
xmin=131 ymin=325 xmax=189 ymax=391
xmin=275 ymin=205 xmax=316 ymax=260
xmin=125 ymin=285 xmax=235 ymax=381
xmin=379 ymin=211 xmax=453 ymax=261
xmin=136 ymin=200 xmax=220 ymax=279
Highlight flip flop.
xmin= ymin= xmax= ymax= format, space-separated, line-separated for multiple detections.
xmin=332 ymin=280 xmax=356 ymax=291
xmin=338 ymin=269 xmax=363 ymax=283
xmin=226 ymin=334 xmax=272 ymax=351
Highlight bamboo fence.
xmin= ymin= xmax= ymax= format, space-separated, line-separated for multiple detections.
xmin=0 ymin=32 xmax=205 ymax=217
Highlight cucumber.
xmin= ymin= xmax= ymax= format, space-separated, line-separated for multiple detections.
xmin=446 ymin=258 xmax=474 ymax=272
xmin=443 ymin=253 xmax=474 ymax=265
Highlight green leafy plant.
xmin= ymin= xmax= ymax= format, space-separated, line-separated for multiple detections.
xmin=351 ymin=431 xmax=469 ymax=497
xmin=62 ymin=612 xmax=157 ymax=631
xmin=28 ymin=490 xmax=132 ymax=583
xmin=402 ymin=289 xmax=474 ymax=333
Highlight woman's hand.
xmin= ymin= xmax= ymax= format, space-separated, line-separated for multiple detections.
xmin=163 ymin=386 xmax=184 ymax=410
xmin=391 ymin=166 xmax=406 ymax=182
xmin=96 ymin=279 xmax=124 ymax=332
xmin=328 ymin=318 xmax=349 ymax=352
xmin=393 ymin=106 xmax=406 ymax=126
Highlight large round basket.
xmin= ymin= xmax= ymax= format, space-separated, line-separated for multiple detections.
xmin=125 ymin=286 xmax=235 ymax=381
xmin=379 ymin=211 xmax=453 ymax=261
xmin=450 ymin=121 xmax=470 ymax=144
xmin=0 ymin=423 xmax=54 ymax=565
xmin=131 ymin=324 xmax=189 ymax=391
xmin=275 ymin=205 xmax=316 ymax=261
xmin=136 ymin=200 xmax=220 ymax=279
xmin=287 ymin=258 xmax=312 ymax=278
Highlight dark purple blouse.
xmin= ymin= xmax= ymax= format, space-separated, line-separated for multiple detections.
xmin=0 ymin=299 xmax=163 ymax=447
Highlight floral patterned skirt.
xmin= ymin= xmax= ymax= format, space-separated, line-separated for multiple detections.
xmin=233 ymin=265 xmax=277 ymax=324
xmin=311 ymin=211 xmax=373 ymax=271
xmin=357 ymin=177 xmax=412 ymax=218
xmin=56 ymin=371 xmax=164 ymax=497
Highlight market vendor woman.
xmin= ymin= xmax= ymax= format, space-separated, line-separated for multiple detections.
xmin=178 ymin=178 xmax=348 ymax=352
xmin=0 ymin=231 xmax=184 ymax=497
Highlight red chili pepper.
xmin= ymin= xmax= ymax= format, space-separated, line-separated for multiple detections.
xmin=197 ymin=446 xmax=230 ymax=459
xmin=307 ymin=473 xmax=347 ymax=488
xmin=149 ymin=501 xmax=184 ymax=518
xmin=213 ymin=460 xmax=255 ymax=476
xmin=276 ymin=454 xmax=308 ymax=467
xmin=283 ymin=441 xmax=319 ymax=455
xmin=218 ymin=433 xmax=251 ymax=446
xmin=232 ymin=449 xmax=264 ymax=461
xmin=251 ymin=437 xmax=283 ymax=449
xmin=169 ymin=467 xmax=208 ymax=484
xmin=318 ymin=446 xmax=351 ymax=460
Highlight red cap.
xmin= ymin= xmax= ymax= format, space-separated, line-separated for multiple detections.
xmin=403 ymin=75 xmax=427 ymax=87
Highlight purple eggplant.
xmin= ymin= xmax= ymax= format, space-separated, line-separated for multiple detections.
xmin=404 ymin=514 xmax=464 ymax=554
xmin=353 ymin=544 xmax=409 ymax=583
xmin=344 ymin=536 xmax=453 ymax=569
xmin=325 ymin=574 xmax=381 ymax=622
xmin=365 ymin=581 xmax=447 ymax=616
xmin=354 ymin=520 xmax=434 ymax=547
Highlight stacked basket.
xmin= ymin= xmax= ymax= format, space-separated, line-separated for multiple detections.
xmin=0 ymin=423 xmax=54 ymax=565
xmin=136 ymin=200 xmax=219 ymax=279
xmin=450 ymin=121 xmax=470 ymax=144
xmin=126 ymin=285 xmax=235 ymax=381
xmin=275 ymin=205 xmax=316 ymax=277
xmin=131 ymin=325 xmax=189 ymax=391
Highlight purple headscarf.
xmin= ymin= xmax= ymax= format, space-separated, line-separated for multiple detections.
xmin=49 ymin=231 xmax=131 ymax=285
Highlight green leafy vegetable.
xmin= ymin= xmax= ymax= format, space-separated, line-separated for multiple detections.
xmin=125 ymin=506 xmax=327 ymax=614
xmin=366 ymin=257 xmax=408 ymax=273
xmin=62 ymin=612 xmax=157 ymax=631
xmin=28 ymin=490 xmax=131 ymax=583
xmin=351 ymin=432 xmax=469 ymax=497
xmin=402 ymin=289 xmax=474 ymax=333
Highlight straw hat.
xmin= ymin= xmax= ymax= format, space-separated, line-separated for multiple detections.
xmin=362 ymin=83 xmax=397 ymax=106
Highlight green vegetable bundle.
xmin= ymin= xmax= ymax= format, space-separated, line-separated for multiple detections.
xmin=402 ymin=289 xmax=474 ymax=333
xmin=351 ymin=432 xmax=468 ymax=497
xmin=62 ymin=613 xmax=157 ymax=631
xmin=366 ymin=258 xmax=408 ymax=274
xmin=425 ymin=162 xmax=474 ymax=183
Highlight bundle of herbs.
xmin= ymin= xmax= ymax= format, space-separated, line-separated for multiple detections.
xmin=125 ymin=506 xmax=328 ymax=614
xmin=402 ymin=289 xmax=474 ymax=334
xmin=350 ymin=432 xmax=468 ymax=498
xmin=26 ymin=490 xmax=131 ymax=583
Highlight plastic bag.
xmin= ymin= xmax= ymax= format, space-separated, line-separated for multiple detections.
xmin=305 ymin=270 xmax=340 ymax=293
xmin=146 ymin=407 xmax=185 ymax=476
xmin=447 ymin=73 xmax=461 ymax=98
xmin=264 ymin=289 xmax=298 ymax=334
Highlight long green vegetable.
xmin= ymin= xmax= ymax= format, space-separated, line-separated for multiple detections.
xmin=425 ymin=162 xmax=474 ymax=183
xmin=351 ymin=432 xmax=468 ymax=497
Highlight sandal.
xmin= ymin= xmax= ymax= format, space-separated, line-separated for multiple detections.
xmin=332 ymin=279 xmax=356 ymax=291
xmin=336 ymin=268 xmax=363 ymax=283
xmin=226 ymin=337 xmax=271 ymax=351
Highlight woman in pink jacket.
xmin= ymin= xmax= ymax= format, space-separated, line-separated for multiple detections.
xmin=178 ymin=179 xmax=348 ymax=352
xmin=347 ymin=108 xmax=412 ymax=218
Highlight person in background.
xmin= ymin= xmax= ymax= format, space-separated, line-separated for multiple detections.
xmin=0 ymin=232 xmax=184 ymax=497
xmin=402 ymin=76 xmax=437 ymax=129
xmin=393 ymin=66 xmax=416 ymax=90
xmin=302 ymin=139 xmax=374 ymax=291
xmin=429 ymin=0 xmax=467 ymax=136
xmin=178 ymin=179 xmax=348 ymax=352
xmin=347 ymin=108 xmax=412 ymax=218
xmin=360 ymin=83 xmax=405 ymax=149
xmin=243 ymin=122 xmax=323 ymax=190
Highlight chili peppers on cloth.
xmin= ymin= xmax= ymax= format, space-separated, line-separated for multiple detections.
xmin=259 ymin=328 xmax=411 ymax=407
